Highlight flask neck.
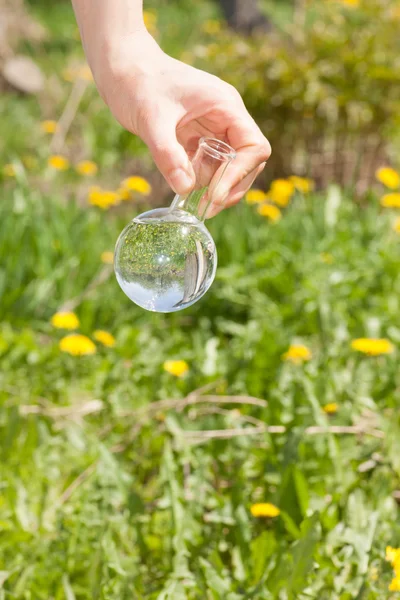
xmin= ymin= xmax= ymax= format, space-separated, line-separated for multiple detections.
xmin=170 ymin=137 xmax=236 ymax=221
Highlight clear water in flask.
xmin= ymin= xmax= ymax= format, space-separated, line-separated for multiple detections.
xmin=114 ymin=207 xmax=217 ymax=313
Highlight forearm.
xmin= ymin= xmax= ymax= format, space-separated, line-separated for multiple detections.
xmin=71 ymin=0 xmax=148 ymax=81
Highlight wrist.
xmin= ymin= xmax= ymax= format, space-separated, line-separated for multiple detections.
xmin=91 ymin=31 xmax=163 ymax=98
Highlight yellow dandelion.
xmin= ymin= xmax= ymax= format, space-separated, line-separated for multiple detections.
xmin=88 ymin=187 xmax=120 ymax=210
xmin=394 ymin=554 xmax=400 ymax=578
xmin=323 ymin=402 xmax=338 ymax=415
xmin=40 ymin=120 xmax=58 ymax=134
xmin=269 ymin=179 xmax=295 ymax=207
xmin=48 ymin=155 xmax=70 ymax=171
xmin=351 ymin=338 xmax=394 ymax=356
xmin=75 ymin=160 xmax=98 ymax=176
xmin=121 ymin=176 xmax=152 ymax=196
xmin=257 ymin=203 xmax=282 ymax=222
xmin=389 ymin=577 xmax=400 ymax=592
xmin=338 ymin=0 xmax=360 ymax=7
xmin=101 ymin=251 xmax=114 ymax=264
xmin=59 ymin=334 xmax=96 ymax=356
xmin=3 ymin=163 xmax=16 ymax=177
xmin=202 ymin=19 xmax=222 ymax=35
xmin=282 ymin=344 xmax=312 ymax=364
xmin=320 ymin=252 xmax=334 ymax=264
xmin=50 ymin=311 xmax=80 ymax=330
xmin=380 ymin=193 xmax=400 ymax=208
xmin=376 ymin=167 xmax=400 ymax=190
xmin=163 ymin=360 xmax=189 ymax=377
xmin=245 ymin=189 xmax=268 ymax=204
xmin=289 ymin=176 xmax=315 ymax=194
xmin=386 ymin=546 xmax=400 ymax=565
xmin=250 ymin=503 xmax=280 ymax=518
xmin=93 ymin=330 xmax=116 ymax=348
xmin=116 ymin=187 xmax=131 ymax=201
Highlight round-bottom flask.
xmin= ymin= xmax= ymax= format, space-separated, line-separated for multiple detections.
xmin=114 ymin=207 xmax=217 ymax=313
xmin=114 ymin=137 xmax=236 ymax=313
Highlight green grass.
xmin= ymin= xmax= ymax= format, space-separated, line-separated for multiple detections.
xmin=1 ymin=0 xmax=400 ymax=598
xmin=2 ymin=177 xmax=400 ymax=598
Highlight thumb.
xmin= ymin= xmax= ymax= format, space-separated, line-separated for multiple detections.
xmin=140 ymin=108 xmax=195 ymax=195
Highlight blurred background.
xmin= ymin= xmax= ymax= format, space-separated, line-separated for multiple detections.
xmin=2 ymin=0 xmax=400 ymax=597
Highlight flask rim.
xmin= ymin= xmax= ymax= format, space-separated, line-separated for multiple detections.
xmin=199 ymin=137 xmax=236 ymax=162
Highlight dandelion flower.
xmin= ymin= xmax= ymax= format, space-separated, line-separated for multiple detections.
xmin=376 ymin=167 xmax=400 ymax=189
xmin=250 ymin=503 xmax=280 ymax=518
xmin=93 ymin=330 xmax=116 ymax=347
xmin=88 ymin=187 xmax=120 ymax=209
xmin=48 ymin=155 xmax=70 ymax=171
xmin=380 ymin=193 xmax=400 ymax=208
xmin=257 ymin=204 xmax=281 ymax=222
xmin=339 ymin=0 xmax=360 ymax=7
xmin=121 ymin=176 xmax=152 ymax=195
xmin=3 ymin=164 xmax=16 ymax=177
xmin=245 ymin=189 xmax=268 ymax=204
xmin=41 ymin=120 xmax=57 ymax=134
xmin=116 ymin=187 xmax=131 ymax=201
xmin=351 ymin=338 xmax=394 ymax=356
xmin=323 ymin=402 xmax=338 ymax=415
xmin=75 ymin=160 xmax=98 ymax=176
xmin=289 ymin=176 xmax=315 ymax=194
xmin=282 ymin=344 xmax=312 ymax=364
xmin=269 ymin=179 xmax=295 ymax=207
xmin=51 ymin=311 xmax=80 ymax=330
xmin=101 ymin=251 xmax=114 ymax=264
xmin=163 ymin=360 xmax=189 ymax=377
xmin=59 ymin=334 xmax=96 ymax=356
xmin=386 ymin=546 xmax=400 ymax=565
xmin=389 ymin=577 xmax=400 ymax=592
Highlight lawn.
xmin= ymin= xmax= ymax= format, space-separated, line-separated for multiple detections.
xmin=1 ymin=0 xmax=400 ymax=598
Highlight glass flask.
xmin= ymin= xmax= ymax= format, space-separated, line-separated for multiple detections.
xmin=114 ymin=137 xmax=236 ymax=313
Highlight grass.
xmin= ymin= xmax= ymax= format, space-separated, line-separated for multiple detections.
xmin=1 ymin=0 xmax=400 ymax=598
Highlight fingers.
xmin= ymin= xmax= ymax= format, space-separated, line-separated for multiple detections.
xmin=211 ymin=113 xmax=271 ymax=208
xmin=139 ymin=103 xmax=195 ymax=195
xmin=206 ymin=163 xmax=265 ymax=218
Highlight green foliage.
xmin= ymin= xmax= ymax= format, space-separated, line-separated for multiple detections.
xmin=1 ymin=176 xmax=400 ymax=597
xmin=1 ymin=0 xmax=400 ymax=597
xmin=194 ymin=0 xmax=400 ymax=185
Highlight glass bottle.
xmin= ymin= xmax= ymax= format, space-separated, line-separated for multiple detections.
xmin=114 ymin=137 xmax=236 ymax=313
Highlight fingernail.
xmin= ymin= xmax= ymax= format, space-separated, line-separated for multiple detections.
xmin=169 ymin=168 xmax=194 ymax=193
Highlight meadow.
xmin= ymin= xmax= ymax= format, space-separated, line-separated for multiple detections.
xmin=2 ymin=0 xmax=400 ymax=598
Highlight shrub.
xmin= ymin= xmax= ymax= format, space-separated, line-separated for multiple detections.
xmin=194 ymin=0 xmax=400 ymax=191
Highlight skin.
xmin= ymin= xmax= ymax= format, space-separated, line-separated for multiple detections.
xmin=71 ymin=0 xmax=271 ymax=216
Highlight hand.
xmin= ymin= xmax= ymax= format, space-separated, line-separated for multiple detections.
xmin=93 ymin=32 xmax=271 ymax=215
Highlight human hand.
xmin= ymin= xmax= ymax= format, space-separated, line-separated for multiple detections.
xmin=92 ymin=32 xmax=271 ymax=215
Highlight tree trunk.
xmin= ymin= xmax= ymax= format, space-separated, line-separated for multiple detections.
xmin=217 ymin=0 xmax=271 ymax=34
